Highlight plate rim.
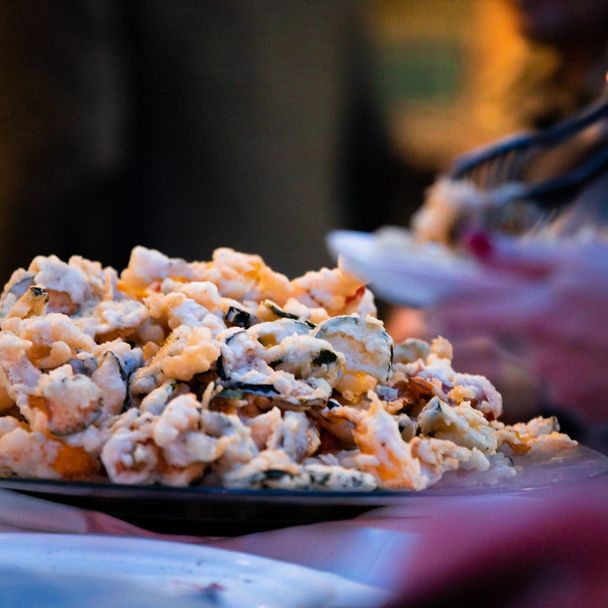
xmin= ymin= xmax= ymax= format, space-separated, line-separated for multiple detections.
xmin=1 ymin=444 xmax=606 ymax=504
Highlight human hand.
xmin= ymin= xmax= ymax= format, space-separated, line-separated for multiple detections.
xmin=428 ymin=234 xmax=608 ymax=423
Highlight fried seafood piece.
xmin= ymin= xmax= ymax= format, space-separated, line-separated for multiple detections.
xmin=200 ymin=409 xmax=258 ymax=465
xmin=150 ymin=392 xmax=259 ymax=470
xmin=89 ymin=354 xmax=129 ymax=420
xmin=328 ymin=393 xmax=428 ymax=490
xmin=190 ymin=248 xmax=293 ymax=304
xmin=154 ymin=394 xmax=225 ymax=467
xmin=417 ymin=397 xmax=497 ymax=454
xmin=0 ymin=269 xmax=36 ymax=316
xmin=0 ymin=422 xmax=98 ymax=480
xmin=74 ymin=300 xmax=148 ymax=341
xmin=0 ymin=426 xmax=60 ymax=479
xmin=7 ymin=333 xmax=131 ymax=444
xmin=158 ymin=281 xmax=259 ymax=332
xmin=222 ymin=448 xmax=378 ymax=491
xmin=0 ymin=416 xmax=21 ymax=436
xmin=244 ymin=406 xmax=282 ymax=449
xmin=447 ymin=373 xmax=503 ymax=420
xmin=393 ymin=338 xmax=432 ymax=365
xmin=310 ymin=315 xmax=393 ymax=401
xmin=130 ymin=325 xmax=221 ymax=395
xmin=492 ymin=416 xmax=578 ymax=456
xmin=144 ymin=291 xmax=226 ymax=337
xmin=19 ymin=365 xmax=102 ymax=436
xmin=0 ymin=333 xmax=41 ymax=410
xmin=101 ymin=411 xmax=163 ymax=485
xmin=409 ymin=437 xmax=490 ymax=486
xmin=393 ymin=338 xmax=502 ymax=420
xmin=67 ymin=255 xmax=119 ymax=302
xmin=266 ymin=411 xmax=320 ymax=462
xmin=0 ymin=254 xmax=119 ymax=318
xmin=312 ymin=406 xmax=357 ymax=446
xmin=101 ymin=408 xmax=205 ymax=486
xmin=290 ymin=263 xmax=365 ymax=317
xmin=3 ymin=285 xmax=49 ymax=320
xmin=145 ymin=291 xmax=208 ymax=328
xmin=221 ymin=449 xmax=305 ymax=489
xmin=160 ymin=279 xmax=223 ymax=313
xmin=120 ymin=246 xmax=192 ymax=294
xmin=217 ymin=329 xmax=338 ymax=406
xmin=139 ymin=381 xmax=182 ymax=415
xmin=28 ymin=255 xmax=113 ymax=310
xmin=2 ymin=313 xmax=96 ymax=370
xmin=102 ymin=393 xmax=259 ymax=486
xmin=301 ymin=462 xmax=377 ymax=490
xmin=15 ymin=256 xmax=89 ymax=313
xmin=83 ymin=339 xmax=143 ymax=418
xmin=263 ymin=334 xmax=345 ymax=386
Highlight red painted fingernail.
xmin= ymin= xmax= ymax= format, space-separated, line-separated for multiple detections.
xmin=466 ymin=230 xmax=493 ymax=259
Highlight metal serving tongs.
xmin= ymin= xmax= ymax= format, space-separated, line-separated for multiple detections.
xmin=446 ymin=80 xmax=608 ymax=228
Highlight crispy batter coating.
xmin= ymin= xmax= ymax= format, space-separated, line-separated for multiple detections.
xmin=0 ymin=246 xmax=576 ymax=489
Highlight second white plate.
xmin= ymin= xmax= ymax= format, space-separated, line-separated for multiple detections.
xmin=0 ymin=533 xmax=387 ymax=608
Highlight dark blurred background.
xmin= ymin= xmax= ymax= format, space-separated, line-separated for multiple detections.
xmin=0 ymin=0 xmax=606 ymax=281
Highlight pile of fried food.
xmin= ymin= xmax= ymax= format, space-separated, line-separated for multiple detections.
xmin=0 ymin=247 xmax=576 ymax=491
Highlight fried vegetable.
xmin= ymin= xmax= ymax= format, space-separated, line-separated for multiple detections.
xmin=312 ymin=349 xmax=338 ymax=366
xmin=217 ymin=383 xmax=279 ymax=400
xmin=263 ymin=300 xmax=316 ymax=329
xmin=314 ymin=315 xmax=393 ymax=381
xmin=264 ymin=335 xmax=344 ymax=387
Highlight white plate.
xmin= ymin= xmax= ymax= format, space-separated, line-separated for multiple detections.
xmin=327 ymin=228 xmax=505 ymax=307
xmin=0 ymin=533 xmax=387 ymax=608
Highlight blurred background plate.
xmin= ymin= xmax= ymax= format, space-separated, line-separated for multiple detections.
xmin=327 ymin=229 xmax=509 ymax=307
xmin=0 ymin=445 xmax=605 ymax=536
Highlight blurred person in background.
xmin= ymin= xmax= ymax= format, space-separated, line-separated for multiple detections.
xmin=0 ymin=0 xmax=399 ymax=281
xmin=389 ymin=0 xmax=608 ymax=445
xmin=509 ymin=0 xmax=608 ymax=128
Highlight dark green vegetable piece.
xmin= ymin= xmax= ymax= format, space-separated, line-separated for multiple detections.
xmin=30 ymin=286 xmax=47 ymax=298
xmin=225 ymin=306 xmax=252 ymax=328
xmin=263 ymin=300 xmax=316 ymax=329
xmin=217 ymin=383 xmax=279 ymax=400
xmin=311 ymin=349 xmax=337 ymax=366
xmin=216 ymin=356 xmax=228 ymax=380
xmin=264 ymin=469 xmax=290 ymax=480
